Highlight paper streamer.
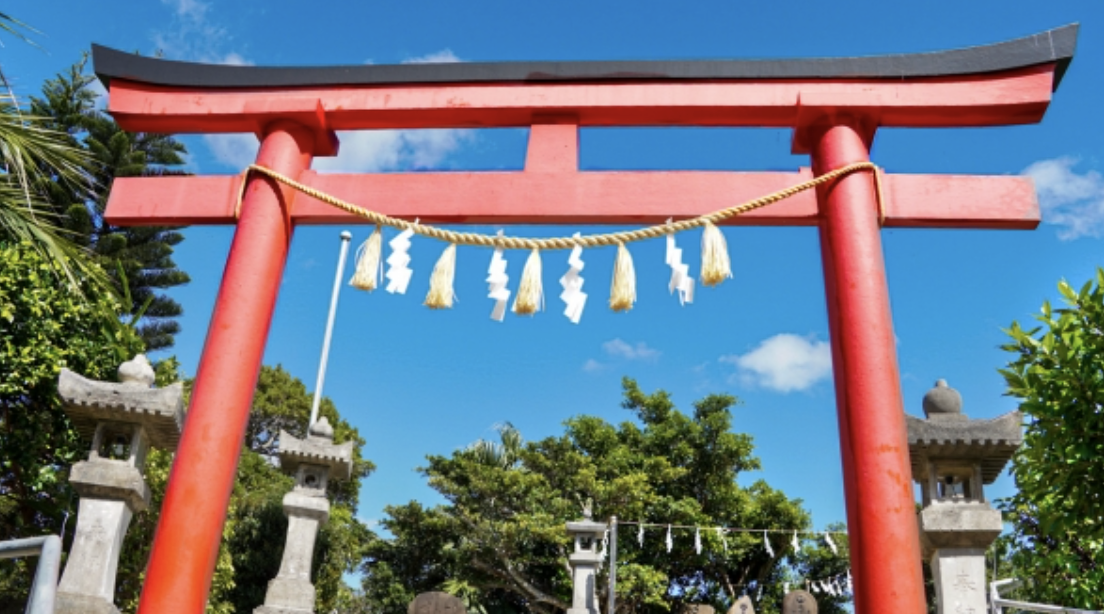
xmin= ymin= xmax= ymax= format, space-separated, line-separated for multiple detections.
xmin=847 ymin=571 xmax=853 ymax=593
xmin=784 ymin=583 xmax=790 ymax=595
xmin=385 ymin=226 xmax=415 ymax=294
xmin=791 ymin=531 xmax=800 ymax=552
xmin=717 ymin=527 xmax=728 ymax=553
xmin=486 ymin=232 xmax=511 ymax=321
xmin=666 ymin=525 xmax=673 ymax=553
xmin=694 ymin=527 xmax=702 ymax=555
xmin=559 ymin=234 xmax=587 ymax=323
xmin=824 ymin=532 xmax=838 ymax=555
xmin=666 ymin=225 xmax=694 ymax=305
xmin=764 ymin=531 xmax=774 ymax=558
xmin=638 ymin=524 xmax=644 ymax=548
xmin=756 ymin=586 xmax=763 ymax=601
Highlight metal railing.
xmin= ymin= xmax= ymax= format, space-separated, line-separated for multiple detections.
xmin=990 ymin=579 xmax=1101 ymax=614
xmin=0 ymin=535 xmax=61 ymax=614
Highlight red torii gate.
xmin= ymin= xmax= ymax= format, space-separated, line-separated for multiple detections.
xmin=93 ymin=24 xmax=1077 ymax=614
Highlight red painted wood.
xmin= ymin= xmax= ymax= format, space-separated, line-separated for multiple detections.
xmin=105 ymin=64 xmax=1056 ymax=135
xmin=136 ymin=122 xmax=316 ymax=614
xmin=524 ymin=123 xmax=578 ymax=172
xmin=104 ymin=170 xmax=1039 ymax=229
xmin=813 ymin=122 xmax=926 ymax=614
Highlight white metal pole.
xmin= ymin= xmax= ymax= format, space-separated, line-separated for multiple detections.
xmin=607 ymin=516 xmax=618 ymax=614
xmin=310 ymin=231 xmax=353 ymax=427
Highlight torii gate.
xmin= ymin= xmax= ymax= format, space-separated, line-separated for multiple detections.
xmin=93 ymin=24 xmax=1077 ymax=614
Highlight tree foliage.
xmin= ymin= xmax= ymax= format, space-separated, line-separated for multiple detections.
xmin=362 ymin=379 xmax=849 ymax=614
xmin=997 ymin=270 xmax=1104 ymax=609
xmin=0 ymin=242 xmax=144 ymax=610
xmin=30 ymin=56 xmax=191 ymax=351
xmin=113 ymin=365 xmax=375 ymax=614
xmin=0 ymin=242 xmax=143 ymax=539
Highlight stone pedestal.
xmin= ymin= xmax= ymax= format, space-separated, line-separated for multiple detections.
xmin=729 ymin=596 xmax=755 ymax=614
xmin=256 ymin=493 xmax=330 ymax=613
xmin=782 ymin=590 xmax=817 ymax=614
xmin=906 ymin=380 xmax=1022 ymax=614
xmin=54 ymin=355 xmax=183 ymax=614
xmin=930 ymin=548 xmax=987 ymax=614
xmin=565 ymin=513 xmax=606 ymax=614
xmin=408 ymin=591 xmax=466 ymax=614
xmin=56 ymin=462 xmax=149 ymax=614
xmin=254 ymin=418 xmax=353 ymax=614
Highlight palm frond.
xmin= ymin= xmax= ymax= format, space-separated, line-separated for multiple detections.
xmin=0 ymin=184 xmax=108 ymax=292
xmin=0 ymin=11 xmax=41 ymax=48
xmin=0 ymin=97 xmax=104 ymax=293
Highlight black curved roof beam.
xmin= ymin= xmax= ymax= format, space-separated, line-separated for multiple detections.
xmin=94 ymin=24 xmax=1077 ymax=91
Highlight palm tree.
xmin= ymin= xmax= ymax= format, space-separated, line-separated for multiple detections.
xmin=0 ymin=12 xmax=103 ymax=290
xmin=467 ymin=422 xmax=525 ymax=469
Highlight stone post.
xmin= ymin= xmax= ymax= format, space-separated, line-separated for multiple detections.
xmin=906 ymin=380 xmax=1022 ymax=614
xmin=54 ymin=355 xmax=185 ymax=614
xmin=782 ymin=590 xmax=817 ymax=614
xmin=565 ymin=511 xmax=606 ymax=614
xmin=255 ymin=418 xmax=353 ymax=614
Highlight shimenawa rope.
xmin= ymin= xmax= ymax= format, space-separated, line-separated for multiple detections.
xmin=235 ymin=161 xmax=886 ymax=249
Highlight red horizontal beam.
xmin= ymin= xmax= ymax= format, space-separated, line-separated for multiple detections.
xmin=106 ymin=64 xmax=1056 ymax=138
xmin=104 ymin=169 xmax=1039 ymax=230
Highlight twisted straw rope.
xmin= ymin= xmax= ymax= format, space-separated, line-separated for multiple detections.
xmin=237 ymin=161 xmax=884 ymax=250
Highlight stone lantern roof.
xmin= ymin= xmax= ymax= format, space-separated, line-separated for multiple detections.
xmin=278 ymin=417 xmax=354 ymax=480
xmin=565 ymin=518 xmax=607 ymax=536
xmin=57 ymin=355 xmax=185 ymax=449
xmin=906 ymin=379 xmax=1022 ymax=484
xmin=566 ymin=502 xmax=607 ymax=536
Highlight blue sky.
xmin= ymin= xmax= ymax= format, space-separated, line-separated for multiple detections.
xmin=6 ymin=1 xmax=1104 ymax=540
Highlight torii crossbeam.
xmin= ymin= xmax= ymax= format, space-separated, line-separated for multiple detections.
xmin=93 ymin=24 xmax=1077 ymax=614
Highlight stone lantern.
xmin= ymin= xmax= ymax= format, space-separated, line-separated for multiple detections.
xmin=565 ymin=507 xmax=607 ymax=614
xmin=55 ymin=355 xmax=185 ymax=614
xmin=255 ymin=418 xmax=353 ymax=614
xmin=906 ymin=380 xmax=1022 ymax=614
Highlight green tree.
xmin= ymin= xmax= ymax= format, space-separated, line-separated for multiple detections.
xmin=362 ymin=379 xmax=849 ymax=614
xmin=0 ymin=242 xmax=143 ymax=538
xmin=113 ymin=365 xmax=375 ymax=614
xmin=31 ymin=57 xmax=191 ymax=351
xmin=0 ymin=241 xmax=144 ymax=609
xmin=997 ymin=270 xmax=1104 ymax=609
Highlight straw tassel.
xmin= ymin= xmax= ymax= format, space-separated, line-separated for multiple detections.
xmin=609 ymin=243 xmax=636 ymax=312
xmin=348 ymin=226 xmax=383 ymax=291
xmin=700 ymin=221 xmax=732 ymax=287
xmin=424 ymin=244 xmax=458 ymax=309
xmin=512 ymin=249 xmax=544 ymax=315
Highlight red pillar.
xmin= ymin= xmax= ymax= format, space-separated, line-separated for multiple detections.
xmin=137 ymin=121 xmax=316 ymax=614
xmin=812 ymin=121 xmax=926 ymax=614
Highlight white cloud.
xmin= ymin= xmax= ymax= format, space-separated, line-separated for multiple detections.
xmin=219 ymin=52 xmax=253 ymax=67
xmin=720 ymin=334 xmax=832 ymax=393
xmin=203 ymin=134 xmax=259 ymax=169
xmin=403 ymin=49 xmax=461 ymax=64
xmin=203 ymin=125 xmax=472 ymax=175
xmin=317 ymin=49 xmax=470 ymax=172
xmin=200 ymin=48 xmax=472 ymax=172
xmin=1023 ymin=157 xmax=1104 ymax=240
xmin=154 ymin=0 xmax=251 ymax=66
xmin=163 ymin=0 xmax=208 ymax=21
xmin=88 ymin=78 xmax=108 ymax=109
xmin=313 ymin=129 xmax=473 ymax=173
xmin=582 ymin=359 xmax=606 ymax=373
xmin=602 ymin=339 xmax=660 ymax=361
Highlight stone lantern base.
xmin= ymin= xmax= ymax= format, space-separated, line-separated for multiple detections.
xmin=56 ymin=593 xmax=121 ymax=614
